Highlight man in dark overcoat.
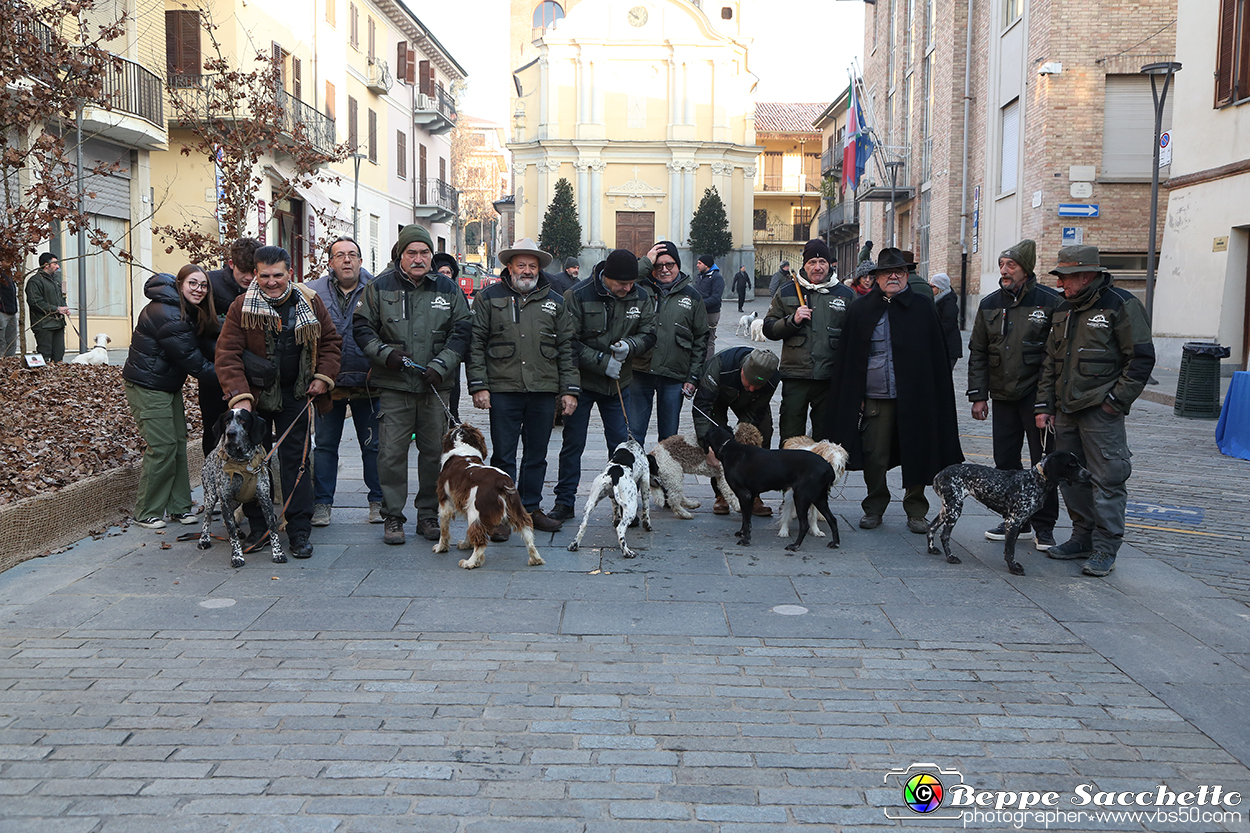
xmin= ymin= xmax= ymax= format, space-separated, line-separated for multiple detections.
xmin=826 ymin=248 xmax=964 ymax=533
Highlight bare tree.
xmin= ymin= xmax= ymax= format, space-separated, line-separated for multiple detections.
xmin=449 ymin=121 xmax=502 ymax=265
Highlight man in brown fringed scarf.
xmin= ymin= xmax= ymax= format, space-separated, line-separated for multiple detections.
xmin=216 ymin=245 xmax=342 ymax=559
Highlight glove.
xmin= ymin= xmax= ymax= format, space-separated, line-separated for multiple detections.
xmin=385 ymin=350 xmax=411 ymax=371
xmin=422 ymin=365 xmax=443 ymax=387
xmin=610 ymin=340 xmax=630 ymax=361
xmin=605 ymin=357 xmax=623 ymax=379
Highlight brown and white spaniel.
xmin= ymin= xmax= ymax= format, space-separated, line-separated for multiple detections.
xmin=434 ymin=424 xmax=544 ymax=570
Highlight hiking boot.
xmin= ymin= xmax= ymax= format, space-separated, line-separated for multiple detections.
xmin=416 ymin=518 xmax=441 ymax=541
xmin=241 ymin=528 xmax=268 ymax=552
xmin=531 ymin=510 xmax=563 ymax=533
xmin=368 ymin=502 xmax=384 ymax=524
xmin=1083 ymin=552 xmax=1117 ymax=577
xmin=135 ymin=517 xmax=166 ymax=529
xmin=986 ymin=522 xmax=1031 ymax=541
xmin=548 ymin=503 xmax=575 ymax=522
xmin=1047 ymin=538 xmax=1092 ymax=560
xmin=490 ymin=522 xmax=511 ymax=543
xmin=859 ymin=514 xmax=882 ymax=529
xmin=1034 ymin=529 xmax=1057 ymax=551
xmin=907 ymin=516 xmax=930 ymax=534
xmin=311 ymin=504 xmax=332 ymax=527
xmin=383 ymin=517 xmax=405 ymax=545
xmin=289 ymin=534 xmax=313 ymax=559
xmin=752 ymin=497 xmax=773 ymax=517
xmin=713 ymin=495 xmax=730 ymax=515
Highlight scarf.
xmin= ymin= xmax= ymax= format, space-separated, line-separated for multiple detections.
xmin=796 ymin=275 xmax=837 ymax=295
xmin=240 ymin=282 xmax=321 ymax=346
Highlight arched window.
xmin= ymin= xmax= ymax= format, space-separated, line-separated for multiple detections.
xmin=533 ymin=1 xmax=564 ymax=29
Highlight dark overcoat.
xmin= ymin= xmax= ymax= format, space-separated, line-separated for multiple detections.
xmin=825 ymin=284 xmax=964 ymax=487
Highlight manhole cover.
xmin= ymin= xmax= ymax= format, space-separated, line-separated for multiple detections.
xmin=199 ymin=598 xmax=236 ymax=609
xmin=771 ymin=605 xmax=808 ymax=616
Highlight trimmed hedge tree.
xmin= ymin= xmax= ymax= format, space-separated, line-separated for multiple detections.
xmin=539 ymin=178 xmax=583 ymax=263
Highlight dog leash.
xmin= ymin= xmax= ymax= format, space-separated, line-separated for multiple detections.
xmin=614 ymin=379 xmax=633 ymax=435
xmin=401 ymin=356 xmax=460 ymax=428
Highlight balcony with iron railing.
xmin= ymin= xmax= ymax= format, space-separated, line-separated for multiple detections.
xmin=818 ymin=200 xmax=859 ymax=238
xmin=414 ymin=86 xmax=456 ymax=136
xmin=757 ymin=172 xmax=822 ymax=194
xmin=753 ymin=221 xmax=812 ymax=245
xmin=414 ymin=177 xmax=458 ymax=224
xmin=168 ymin=75 xmax=336 ymax=156
xmin=821 ymin=147 xmax=843 ymax=178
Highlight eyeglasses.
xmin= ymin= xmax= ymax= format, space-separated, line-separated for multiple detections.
xmin=331 ymin=252 xmax=361 ymax=261
xmin=186 ymin=281 xmax=209 ymax=290
xmin=654 ymin=261 xmax=678 ymax=272
xmin=878 ymin=268 xmax=908 ymax=278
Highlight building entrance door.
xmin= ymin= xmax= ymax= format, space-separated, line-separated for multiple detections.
xmin=615 ymin=211 xmax=655 ymax=257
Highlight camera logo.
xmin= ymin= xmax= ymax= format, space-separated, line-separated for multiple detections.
xmin=883 ymin=763 xmax=964 ymax=821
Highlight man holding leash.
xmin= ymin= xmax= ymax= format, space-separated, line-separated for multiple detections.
xmin=353 ymin=224 xmax=472 ymax=545
xmin=215 ymin=245 xmax=342 ymax=558
xmin=467 ymin=238 xmax=578 ymax=537
xmin=1035 ymin=245 xmax=1155 ymax=577
xmin=550 ymin=249 xmax=656 ymax=522
xmin=967 ymin=239 xmax=1063 ymax=550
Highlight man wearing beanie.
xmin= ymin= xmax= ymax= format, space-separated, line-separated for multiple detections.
xmin=549 ymin=248 xmax=657 ymax=522
xmin=694 ymin=254 xmax=724 ymax=359
xmin=966 ymin=238 xmax=1064 ymax=550
xmin=763 ymin=238 xmax=855 ymax=444
xmin=550 ymin=256 xmax=581 ymax=296
xmin=354 ymin=223 xmax=472 ymax=545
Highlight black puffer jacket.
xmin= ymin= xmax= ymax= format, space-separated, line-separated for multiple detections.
xmin=122 ymin=273 xmax=216 ymax=392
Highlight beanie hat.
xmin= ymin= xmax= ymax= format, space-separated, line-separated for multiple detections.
xmin=999 ymin=239 xmax=1037 ymax=276
xmin=742 ymin=349 xmax=780 ymax=386
xmin=431 ymin=252 xmax=459 ymax=278
xmin=653 ymin=241 xmax=681 ymax=271
xmin=928 ymin=273 xmax=952 ymax=294
xmin=698 ymin=254 xmax=715 ymax=269
xmin=803 ymin=239 xmax=833 ymax=264
xmin=390 ymin=224 xmax=434 ymax=264
xmin=603 ymin=249 xmax=640 ymax=282
xmin=563 ymin=256 xmax=580 ymax=271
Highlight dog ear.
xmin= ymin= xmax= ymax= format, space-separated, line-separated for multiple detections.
xmin=213 ymin=411 xmax=231 ymax=446
xmin=247 ymin=411 xmax=269 ymax=447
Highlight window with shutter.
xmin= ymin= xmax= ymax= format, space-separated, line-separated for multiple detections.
xmin=1102 ymin=75 xmax=1174 ymax=179
xmin=349 ymin=3 xmax=359 ymax=49
xmin=326 ymin=81 xmax=335 ymax=119
xmin=292 ymin=56 xmax=301 ymax=102
xmin=999 ymin=99 xmax=1019 ymax=194
xmin=165 ymin=10 xmax=200 ymax=83
xmin=348 ymin=96 xmax=358 ymax=149
xmin=368 ymin=109 xmax=377 ymax=163
xmin=439 ymin=157 xmax=446 ymax=187
xmin=368 ymin=17 xmax=375 ymax=62
xmin=419 ymin=60 xmax=433 ymax=96
xmin=397 ymin=131 xmax=407 ymax=178
xmin=1216 ymin=0 xmax=1250 ymax=106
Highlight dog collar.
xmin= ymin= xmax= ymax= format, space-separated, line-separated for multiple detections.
xmin=715 ymin=437 xmax=733 ymax=457
xmin=1034 ymin=461 xmax=1046 ymax=480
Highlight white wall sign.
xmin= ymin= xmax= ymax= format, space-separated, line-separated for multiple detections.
xmin=1070 ymin=182 xmax=1093 ymax=199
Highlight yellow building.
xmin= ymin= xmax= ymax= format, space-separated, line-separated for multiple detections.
xmin=507 ymin=0 xmax=761 ymax=271
xmin=751 ymin=102 xmax=826 ymax=281
xmin=151 ymin=0 xmax=465 ymax=281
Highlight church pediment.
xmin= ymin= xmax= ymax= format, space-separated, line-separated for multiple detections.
xmin=605 ymin=166 xmax=667 ymax=210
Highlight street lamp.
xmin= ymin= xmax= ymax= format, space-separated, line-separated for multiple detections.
xmin=350 ymin=152 xmax=367 ymax=241
xmin=884 ymin=159 xmax=904 ymax=248
xmin=1141 ymin=61 xmax=1181 ymax=323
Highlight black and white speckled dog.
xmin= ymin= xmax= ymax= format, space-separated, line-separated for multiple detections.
xmin=198 ymin=409 xmax=286 ymax=568
xmin=568 ymin=438 xmax=651 ymax=559
xmin=927 ymin=451 xmax=1092 ymax=575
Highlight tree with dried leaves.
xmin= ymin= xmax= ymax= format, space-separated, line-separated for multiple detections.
xmin=0 ymin=0 xmax=126 ymax=353
xmin=449 ymin=121 xmax=503 ymax=265
xmin=158 ymin=10 xmax=351 ymax=278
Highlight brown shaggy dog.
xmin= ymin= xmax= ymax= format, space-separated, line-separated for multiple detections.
xmin=777 ymin=436 xmax=849 ymax=538
xmin=434 ymin=424 xmax=544 ymax=570
xmin=648 ymin=422 xmax=764 ymax=518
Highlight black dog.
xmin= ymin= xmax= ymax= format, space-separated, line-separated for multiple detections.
xmin=198 ymin=409 xmax=286 ymax=568
xmin=927 ymin=451 xmax=1093 ymax=575
xmin=703 ymin=423 xmax=839 ymax=551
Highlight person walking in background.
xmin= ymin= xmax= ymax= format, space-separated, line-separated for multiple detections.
xmin=26 ymin=253 xmax=67 ymax=362
xmin=694 ymin=254 xmax=724 ymax=360
xmin=308 ymin=236 xmax=383 ymax=528
xmin=122 ymin=270 xmax=218 ymax=529
xmin=929 ymin=273 xmax=962 ymax=371
xmin=732 ymin=265 xmax=751 ymax=312
xmin=966 ymin=239 xmax=1063 ymax=550
xmin=549 ymin=256 xmax=581 ymax=296
xmin=768 ymin=261 xmax=792 ymax=297
xmin=630 ymin=241 xmax=709 ymax=445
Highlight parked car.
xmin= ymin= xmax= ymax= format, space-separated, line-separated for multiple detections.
xmin=460 ymin=262 xmax=494 ymax=293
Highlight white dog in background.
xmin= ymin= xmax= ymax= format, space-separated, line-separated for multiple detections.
xmin=749 ymin=318 xmax=766 ymax=342
xmin=735 ymin=310 xmax=758 ymax=336
xmin=71 ymin=333 xmax=112 ymax=365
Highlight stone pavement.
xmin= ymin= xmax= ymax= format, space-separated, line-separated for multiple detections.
xmin=3 ymin=296 xmax=1250 ymax=832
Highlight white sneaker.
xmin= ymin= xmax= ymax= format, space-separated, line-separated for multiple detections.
xmin=135 ymin=517 xmax=166 ymax=529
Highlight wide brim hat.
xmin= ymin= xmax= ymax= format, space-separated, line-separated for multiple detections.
xmin=870 ymin=247 xmax=916 ymax=273
xmin=1049 ymin=245 xmax=1106 ymax=276
xmin=498 ymin=237 xmax=553 ymax=270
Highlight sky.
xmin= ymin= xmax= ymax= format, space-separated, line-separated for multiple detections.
xmin=413 ymin=0 xmax=866 ymax=126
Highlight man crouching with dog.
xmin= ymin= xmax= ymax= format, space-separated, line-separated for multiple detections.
xmin=825 ymin=248 xmax=964 ymax=534
xmin=215 ymin=245 xmax=342 ymax=559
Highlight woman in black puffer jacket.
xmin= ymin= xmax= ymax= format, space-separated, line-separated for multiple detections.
xmin=122 ymin=269 xmax=218 ymax=529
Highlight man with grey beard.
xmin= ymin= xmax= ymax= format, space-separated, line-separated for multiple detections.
xmin=466 ymin=238 xmax=579 ymax=538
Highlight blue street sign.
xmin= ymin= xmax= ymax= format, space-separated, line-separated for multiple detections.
xmin=1058 ymin=203 xmax=1099 ymax=218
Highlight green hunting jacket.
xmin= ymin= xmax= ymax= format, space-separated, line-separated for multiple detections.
xmin=25 ymin=270 xmax=66 ymax=331
xmin=467 ymin=270 xmax=579 ymax=397
xmin=632 ymin=265 xmax=709 ymax=386
xmin=966 ymin=277 xmax=1064 ymax=403
xmin=762 ymin=278 xmax=855 ymax=380
xmin=565 ymin=273 xmax=657 ymax=396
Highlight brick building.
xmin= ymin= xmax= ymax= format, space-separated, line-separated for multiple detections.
xmin=858 ymin=0 xmax=1176 ymax=309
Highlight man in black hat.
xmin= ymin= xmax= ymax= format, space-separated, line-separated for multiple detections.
xmin=550 ymin=256 xmax=581 ymax=296
xmin=764 ymin=238 xmax=855 ymax=444
xmin=694 ymin=254 xmax=724 ymax=359
xmin=768 ymin=261 xmax=792 ymax=297
xmin=1035 ymin=245 xmax=1155 ymax=577
xmin=549 ymin=249 xmax=657 ymax=522
xmin=826 ymin=247 xmax=964 ymax=533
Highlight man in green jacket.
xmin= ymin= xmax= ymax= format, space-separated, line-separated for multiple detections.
xmin=1034 ymin=245 xmax=1155 ymax=577
xmin=26 ymin=253 xmax=69 ymax=362
xmin=550 ymin=249 xmax=657 ymax=522
xmin=763 ymin=238 xmax=855 ymax=443
xmin=353 ymin=224 xmax=472 ymax=545
xmin=467 ymin=238 xmax=578 ymax=537
xmin=967 ymin=239 xmax=1064 ymax=550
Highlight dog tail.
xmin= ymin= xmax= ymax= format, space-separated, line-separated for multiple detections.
xmin=502 ymin=482 xmax=533 ymax=530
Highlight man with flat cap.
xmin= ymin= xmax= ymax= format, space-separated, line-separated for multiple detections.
xmin=467 ymin=238 xmax=578 ymax=537
xmin=826 ymin=247 xmax=964 ymax=533
xmin=1035 ymin=245 xmax=1155 ymax=577
xmin=549 ymin=249 xmax=657 ymax=522
xmin=693 ymin=346 xmax=782 ymax=516
xmin=764 ymin=238 xmax=855 ymax=443
xmin=354 ymin=223 xmax=472 ymax=545
xmin=967 ymin=239 xmax=1064 ymax=550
